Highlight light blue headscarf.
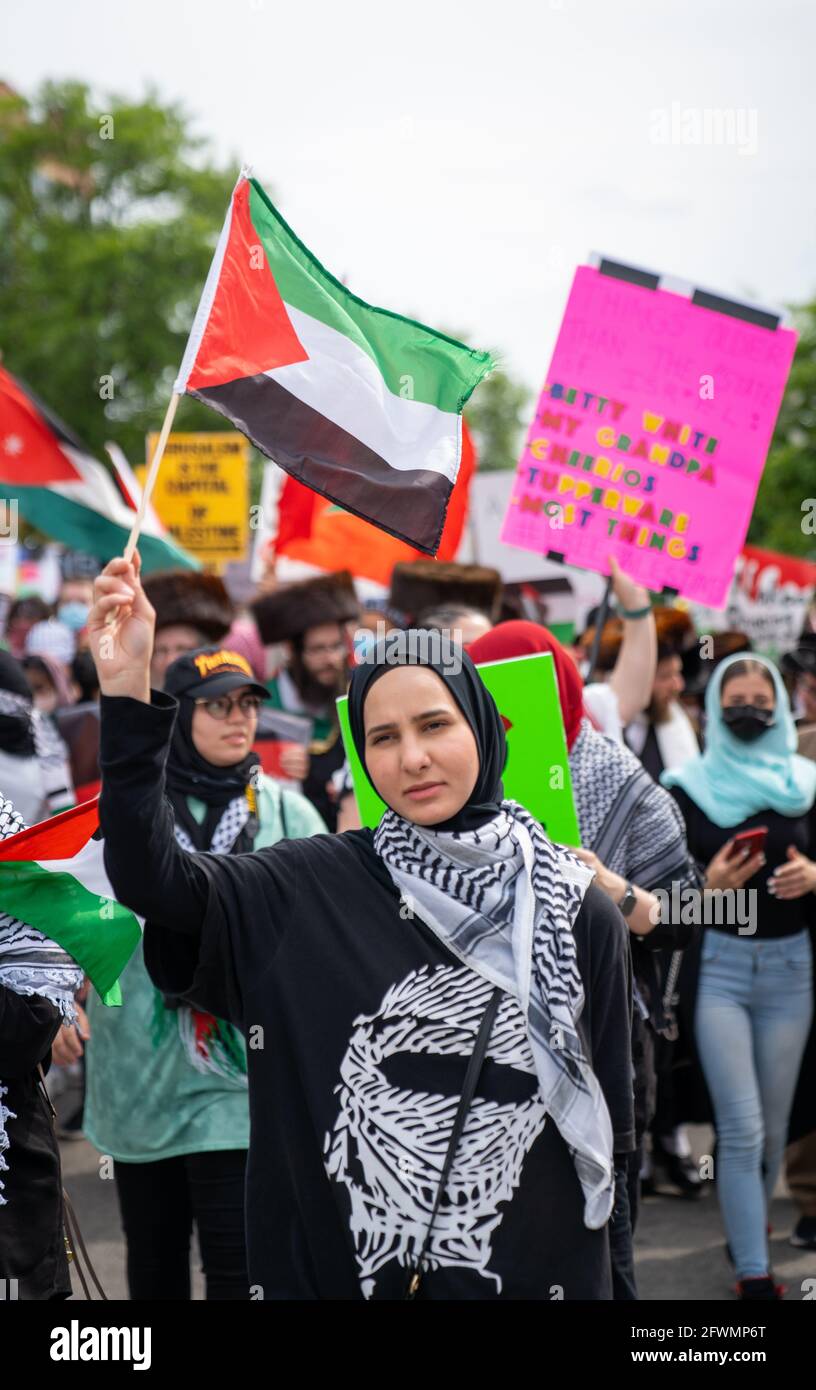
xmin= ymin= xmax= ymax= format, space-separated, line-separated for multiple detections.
xmin=661 ymin=652 xmax=816 ymax=828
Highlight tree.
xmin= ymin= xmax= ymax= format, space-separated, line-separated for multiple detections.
xmin=465 ymin=366 xmax=532 ymax=472
xmin=0 ymin=80 xmax=239 ymax=470
xmin=747 ymin=296 xmax=816 ymax=558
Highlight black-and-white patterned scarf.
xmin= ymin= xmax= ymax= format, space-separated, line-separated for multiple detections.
xmin=373 ymin=798 xmax=615 ymax=1229
xmin=569 ymin=718 xmax=698 ymax=893
xmin=151 ymin=799 xmax=252 ymax=1084
xmin=0 ymin=793 xmax=83 ymax=1204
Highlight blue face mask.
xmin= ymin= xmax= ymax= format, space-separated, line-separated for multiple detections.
xmin=57 ymin=601 xmax=90 ymax=631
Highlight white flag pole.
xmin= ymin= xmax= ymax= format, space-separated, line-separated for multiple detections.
xmin=122 ymin=390 xmax=181 ymax=562
xmin=103 ymin=390 xmax=180 ymax=627
xmin=110 ymin=163 xmax=249 ymax=599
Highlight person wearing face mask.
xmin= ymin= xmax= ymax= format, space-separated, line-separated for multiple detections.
xmin=85 ymin=551 xmax=634 ymax=1301
xmin=56 ymin=577 xmax=95 ymax=648
xmin=468 ymin=619 xmax=700 ymax=1299
xmin=81 ymin=643 xmax=327 ymax=1300
xmin=662 ymin=656 xmax=816 ymax=1300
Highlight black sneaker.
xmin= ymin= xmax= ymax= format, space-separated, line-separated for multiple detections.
xmin=790 ymin=1216 xmax=816 ymax=1250
xmin=735 ymin=1276 xmax=783 ymax=1301
xmin=652 ymin=1140 xmax=704 ymax=1199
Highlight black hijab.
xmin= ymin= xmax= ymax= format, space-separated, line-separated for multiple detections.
xmin=165 ymin=692 xmax=260 ymax=853
xmin=347 ymin=632 xmax=506 ymax=833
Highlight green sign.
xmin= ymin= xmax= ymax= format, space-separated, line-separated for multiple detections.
xmin=336 ymin=652 xmax=581 ymax=845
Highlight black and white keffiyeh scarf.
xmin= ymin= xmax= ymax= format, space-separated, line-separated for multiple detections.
xmin=569 ymin=718 xmax=699 ymax=892
xmin=373 ymin=798 xmax=615 ymax=1229
xmin=0 ymin=792 xmax=83 ymax=1204
xmin=150 ymin=798 xmax=254 ymax=1085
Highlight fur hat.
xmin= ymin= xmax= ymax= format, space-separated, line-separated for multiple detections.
xmin=251 ymin=570 xmax=360 ymax=644
xmin=142 ymin=570 xmax=234 ymax=641
xmin=389 ymin=561 xmax=503 ymax=625
xmin=653 ymin=606 xmax=697 ymax=658
xmin=580 ymin=604 xmax=697 ymax=673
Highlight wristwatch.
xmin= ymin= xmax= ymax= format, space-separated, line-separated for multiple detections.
xmin=617 ymin=882 xmax=637 ymax=917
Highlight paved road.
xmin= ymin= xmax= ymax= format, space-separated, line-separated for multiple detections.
xmin=57 ymin=1118 xmax=816 ymax=1302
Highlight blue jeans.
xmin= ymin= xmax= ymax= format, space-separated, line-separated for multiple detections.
xmin=695 ymin=928 xmax=813 ymax=1279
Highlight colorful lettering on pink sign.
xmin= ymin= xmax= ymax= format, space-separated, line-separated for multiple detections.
xmin=500 ymin=266 xmax=797 ymax=607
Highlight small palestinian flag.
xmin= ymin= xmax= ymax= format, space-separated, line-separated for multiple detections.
xmin=175 ymin=174 xmax=494 ymax=554
xmin=0 ymin=799 xmax=141 ymax=1006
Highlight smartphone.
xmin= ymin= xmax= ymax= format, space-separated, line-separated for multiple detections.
xmin=726 ymin=827 xmax=768 ymax=861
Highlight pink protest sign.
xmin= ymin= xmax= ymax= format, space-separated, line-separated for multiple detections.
xmin=500 ymin=265 xmax=797 ymax=606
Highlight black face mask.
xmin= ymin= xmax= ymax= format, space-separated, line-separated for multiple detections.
xmin=721 ymin=704 xmax=775 ymax=742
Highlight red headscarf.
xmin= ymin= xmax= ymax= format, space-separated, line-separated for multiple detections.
xmin=467 ymin=620 xmax=587 ymax=751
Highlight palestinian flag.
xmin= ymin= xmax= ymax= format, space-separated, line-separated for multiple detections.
xmin=175 ymin=174 xmax=494 ymax=554
xmin=0 ymin=799 xmax=141 ymax=1006
xmin=271 ymin=419 xmax=478 ymax=586
xmin=0 ymin=367 xmax=197 ymax=574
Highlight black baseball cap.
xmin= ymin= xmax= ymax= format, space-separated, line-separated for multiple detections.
xmin=164 ymin=646 xmax=270 ymax=702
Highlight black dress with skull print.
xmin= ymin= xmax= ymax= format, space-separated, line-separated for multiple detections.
xmin=99 ymin=691 xmax=635 ymax=1301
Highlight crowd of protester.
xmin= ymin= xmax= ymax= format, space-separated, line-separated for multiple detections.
xmin=1 ymin=545 xmax=815 ymax=1302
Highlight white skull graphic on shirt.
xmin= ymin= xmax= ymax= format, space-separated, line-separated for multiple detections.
xmin=323 ymin=964 xmax=547 ymax=1297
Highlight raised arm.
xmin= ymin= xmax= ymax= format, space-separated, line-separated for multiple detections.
xmin=605 ymin=557 xmax=657 ymax=725
xmin=89 ymin=552 xmax=210 ymax=933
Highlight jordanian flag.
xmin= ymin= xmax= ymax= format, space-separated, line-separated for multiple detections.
xmin=0 ymin=799 xmax=141 ymax=1006
xmin=175 ymin=174 xmax=495 ymax=554
xmin=0 ymin=367 xmax=198 ymax=574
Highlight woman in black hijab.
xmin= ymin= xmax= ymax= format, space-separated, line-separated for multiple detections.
xmin=89 ymin=553 xmax=634 ymax=1301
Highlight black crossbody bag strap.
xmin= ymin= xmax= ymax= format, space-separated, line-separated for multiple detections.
xmin=404 ymin=985 xmax=502 ymax=1300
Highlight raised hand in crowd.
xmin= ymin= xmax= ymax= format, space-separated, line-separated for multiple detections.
xmin=605 ymin=555 xmax=656 ymax=724
xmin=87 ymin=551 xmax=154 ymax=702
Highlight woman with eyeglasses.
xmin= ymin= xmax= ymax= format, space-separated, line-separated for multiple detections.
xmin=83 ymin=644 xmax=327 ymax=1300
xmin=663 ymin=655 xmax=816 ymax=1300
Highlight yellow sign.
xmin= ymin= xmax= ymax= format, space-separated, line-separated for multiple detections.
xmin=141 ymin=432 xmax=250 ymax=570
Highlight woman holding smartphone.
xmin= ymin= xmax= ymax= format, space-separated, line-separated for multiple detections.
xmin=663 ymin=655 xmax=816 ymax=1300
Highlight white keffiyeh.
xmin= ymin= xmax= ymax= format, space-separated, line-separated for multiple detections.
xmin=0 ymin=792 xmax=83 ymax=1204
xmin=373 ymin=799 xmax=616 ymax=1229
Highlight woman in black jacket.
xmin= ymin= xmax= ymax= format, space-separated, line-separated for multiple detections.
xmin=0 ymin=987 xmax=71 ymax=1299
xmin=86 ymin=551 xmax=635 ymax=1302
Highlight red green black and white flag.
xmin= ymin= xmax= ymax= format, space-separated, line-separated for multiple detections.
xmin=0 ymin=367 xmax=197 ymax=574
xmin=175 ymin=174 xmax=495 ymax=554
xmin=0 ymin=798 xmax=141 ymax=1007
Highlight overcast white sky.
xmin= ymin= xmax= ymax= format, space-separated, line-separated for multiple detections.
xmin=4 ymin=0 xmax=814 ymax=392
